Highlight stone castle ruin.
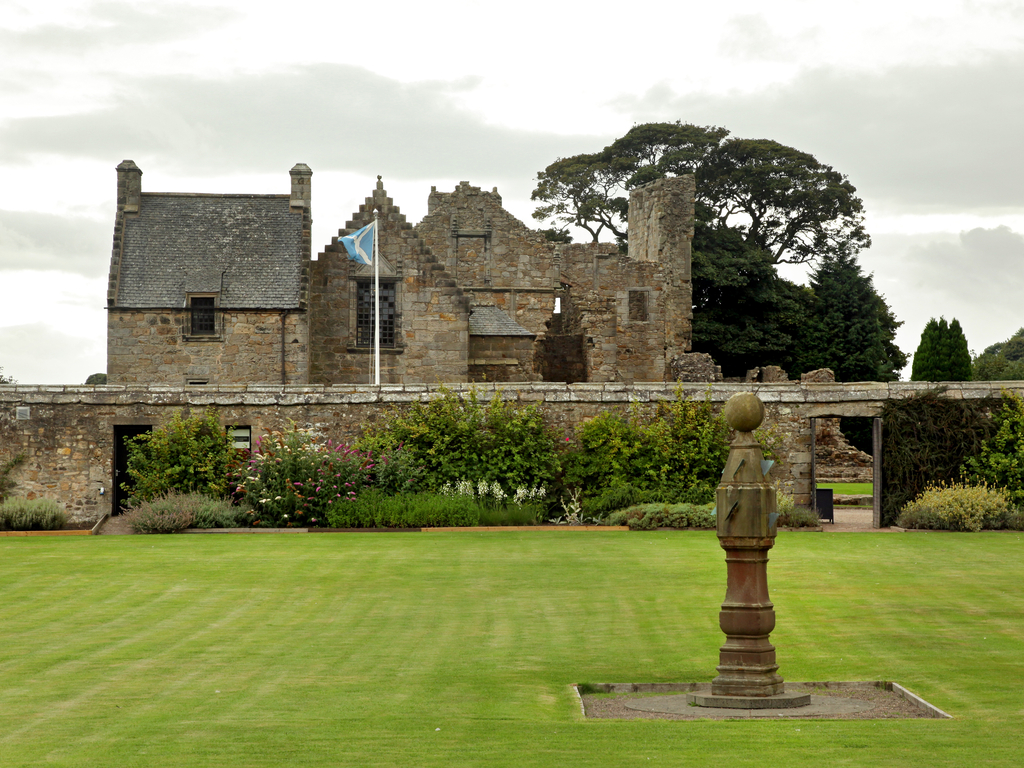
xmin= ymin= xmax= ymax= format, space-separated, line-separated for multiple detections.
xmin=106 ymin=162 xmax=696 ymax=386
xmin=0 ymin=160 xmax=916 ymax=525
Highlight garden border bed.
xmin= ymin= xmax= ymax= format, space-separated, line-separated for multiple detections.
xmin=0 ymin=515 xmax=108 ymax=537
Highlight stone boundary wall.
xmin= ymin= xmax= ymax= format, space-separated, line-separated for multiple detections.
xmin=3 ymin=381 xmax=1022 ymax=523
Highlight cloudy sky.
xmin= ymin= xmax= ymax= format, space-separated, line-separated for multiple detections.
xmin=1 ymin=0 xmax=1021 ymax=383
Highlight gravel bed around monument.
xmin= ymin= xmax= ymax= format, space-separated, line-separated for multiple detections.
xmin=581 ymin=684 xmax=938 ymax=720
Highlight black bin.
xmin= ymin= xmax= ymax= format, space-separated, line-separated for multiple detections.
xmin=815 ymin=488 xmax=834 ymax=524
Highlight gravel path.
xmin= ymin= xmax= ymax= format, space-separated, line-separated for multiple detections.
xmin=95 ymin=515 xmax=133 ymax=534
xmin=582 ymin=684 xmax=937 ymax=721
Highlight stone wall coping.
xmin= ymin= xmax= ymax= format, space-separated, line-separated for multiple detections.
xmin=3 ymin=381 xmax=1023 ymax=408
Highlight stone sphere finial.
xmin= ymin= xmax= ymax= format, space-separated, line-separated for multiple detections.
xmin=723 ymin=392 xmax=765 ymax=432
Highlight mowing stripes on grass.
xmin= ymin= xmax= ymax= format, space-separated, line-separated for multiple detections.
xmin=1 ymin=531 xmax=1023 ymax=767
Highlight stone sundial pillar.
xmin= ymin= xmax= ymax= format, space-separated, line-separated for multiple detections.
xmin=711 ymin=392 xmax=785 ymax=697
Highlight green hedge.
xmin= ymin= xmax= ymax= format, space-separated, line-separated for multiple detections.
xmin=326 ymin=491 xmax=481 ymax=529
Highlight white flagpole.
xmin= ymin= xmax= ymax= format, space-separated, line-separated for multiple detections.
xmin=373 ymin=211 xmax=380 ymax=386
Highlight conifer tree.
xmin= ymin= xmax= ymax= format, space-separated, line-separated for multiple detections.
xmin=795 ymin=251 xmax=905 ymax=382
xmin=911 ymin=318 xmax=943 ymax=381
xmin=911 ymin=317 xmax=972 ymax=381
xmin=947 ymin=318 xmax=973 ymax=380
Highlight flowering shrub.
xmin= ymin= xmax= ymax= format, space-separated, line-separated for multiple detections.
xmin=439 ymin=478 xmax=548 ymax=525
xmin=440 ymin=478 xmax=546 ymax=508
xmin=897 ymin=482 xmax=1013 ymax=532
xmin=233 ymin=427 xmax=371 ymax=527
xmin=372 ymin=444 xmax=426 ymax=495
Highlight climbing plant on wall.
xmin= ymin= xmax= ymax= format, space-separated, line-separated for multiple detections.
xmin=880 ymin=391 xmax=996 ymax=526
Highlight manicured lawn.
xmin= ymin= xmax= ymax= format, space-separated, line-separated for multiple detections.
xmin=2 ymin=530 xmax=1022 ymax=767
xmin=818 ymin=482 xmax=873 ymax=495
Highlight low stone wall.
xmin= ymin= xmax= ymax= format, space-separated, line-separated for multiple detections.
xmin=2 ymin=380 xmax=1021 ymax=523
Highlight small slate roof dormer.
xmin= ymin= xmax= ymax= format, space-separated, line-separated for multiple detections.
xmin=114 ymin=192 xmax=306 ymax=309
xmin=468 ymin=305 xmax=534 ymax=336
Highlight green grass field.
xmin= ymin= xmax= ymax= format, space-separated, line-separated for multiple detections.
xmin=817 ymin=482 xmax=873 ymax=495
xmin=2 ymin=531 xmax=1022 ymax=767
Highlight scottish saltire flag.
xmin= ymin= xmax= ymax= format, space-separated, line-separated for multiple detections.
xmin=341 ymin=221 xmax=375 ymax=265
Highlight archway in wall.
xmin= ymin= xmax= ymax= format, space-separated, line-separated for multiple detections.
xmin=809 ymin=416 xmax=883 ymax=528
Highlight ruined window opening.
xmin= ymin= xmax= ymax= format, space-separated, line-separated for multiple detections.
xmin=186 ymin=378 xmax=209 ymax=386
xmin=189 ymin=296 xmax=217 ymax=335
xmin=554 ymin=297 xmax=561 ymax=314
xmin=628 ymin=290 xmax=649 ymax=322
xmin=356 ymin=280 xmax=396 ymax=347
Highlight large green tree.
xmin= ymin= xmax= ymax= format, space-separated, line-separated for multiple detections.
xmin=795 ymin=251 xmax=906 ymax=382
xmin=972 ymin=327 xmax=1024 ymax=380
xmin=911 ymin=317 xmax=972 ymax=382
xmin=531 ymin=121 xmax=870 ymax=265
xmin=689 ymin=214 xmax=811 ymax=377
xmin=0 ymin=367 xmax=14 ymax=384
xmin=532 ymin=121 xmax=902 ymax=379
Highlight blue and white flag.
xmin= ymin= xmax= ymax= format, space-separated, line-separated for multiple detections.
xmin=341 ymin=221 xmax=375 ymax=265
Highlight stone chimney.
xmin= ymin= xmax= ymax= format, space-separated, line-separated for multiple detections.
xmin=289 ymin=163 xmax=312 ymax=209
xmin=116 ymin=160 xmax=142 ymax=213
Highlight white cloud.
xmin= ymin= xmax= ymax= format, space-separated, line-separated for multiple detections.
xmin=0 ymin=2 xmax=238 ymax=55
xmin=0 ymin=65 xmax=600 ymax=185
xmin=608 ymin=53 xmax=1024 ymax=216
xmin=0 ymin=209 xmax=109 ymax=276
xmin=862 ymin=227 xmax=1024 ymax=360
xmin=0 ymin=323 xmax=105 ymax=385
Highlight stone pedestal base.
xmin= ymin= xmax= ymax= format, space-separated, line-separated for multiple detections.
xmin=687 ymin=691 xmax=811 ymax=709
xmin=711 ymin=537 xmax=786 ymax=697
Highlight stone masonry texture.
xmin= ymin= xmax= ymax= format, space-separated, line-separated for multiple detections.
xmin=108 ymin=165 xmax=695 ymax=388
xmin=3 ymin=381 xmax=1020 ymax=523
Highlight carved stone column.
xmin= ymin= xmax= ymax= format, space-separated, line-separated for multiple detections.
xmin=711 ymin=393 xmax=784 ymax=697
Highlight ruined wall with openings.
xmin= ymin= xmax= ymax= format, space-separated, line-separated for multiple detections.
xmin=468 ymin=336 xmax=539 ymax=383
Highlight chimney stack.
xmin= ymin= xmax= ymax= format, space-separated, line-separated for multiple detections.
xmin=116 ymin=160 xmax=142 ymax=213
xmin=289 ymin=163 xmax=312 ymax=209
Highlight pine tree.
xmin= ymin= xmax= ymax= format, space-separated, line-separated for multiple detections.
xmin=911 ymin=317 xmax=972 ymax=381
xmin=947 ymin=319 xmax=972 ymax=380
xmin=911 ymin=318 xmax=944 ymax=381
xmin=795 ymin=251 xmax=905 ymax=382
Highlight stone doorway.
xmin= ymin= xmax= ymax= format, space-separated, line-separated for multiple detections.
xmin=112 ymin=424 xmax=151 ymax=515
xmin=810 ymin=416 xmax=883 ymax=528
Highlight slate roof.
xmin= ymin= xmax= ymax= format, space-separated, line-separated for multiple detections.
xmin=115 ymin=194 xmax=305 ymax=308
xmin=468 ymin=305 xmax=534 ymax=336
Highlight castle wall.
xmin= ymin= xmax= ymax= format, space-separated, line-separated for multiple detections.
xmin=5 ymin=380 xmax=1018 ymax=524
